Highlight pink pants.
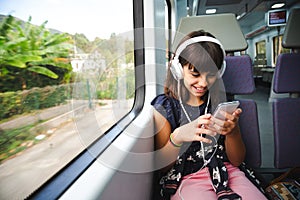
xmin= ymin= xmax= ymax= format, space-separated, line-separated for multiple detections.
xmin=171 ymin=163 xmax=267 ymax=200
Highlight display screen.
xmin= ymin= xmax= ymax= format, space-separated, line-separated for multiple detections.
xmin=268 ymin=9 xmax=287 ymax=26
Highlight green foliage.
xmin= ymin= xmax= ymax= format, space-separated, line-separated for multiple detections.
xmin=96 ymin=66 xmax=135 ymax=100
xmin=126 ymin=67 xmax=135 ymax=99
xmin=0 ymin=85 xmax=71 ymax=120
xmin=74 ymin=33 xmax=92 ymax=52
xmin=0 ymin=92 xmax=20 ymax=118
xmin=0 ymin=15 xmax=73 ymax=92
xmin=0 ymin=124 xmax=36 ymax=163
xmin=97 ymin=82 xmax=118 ymax=99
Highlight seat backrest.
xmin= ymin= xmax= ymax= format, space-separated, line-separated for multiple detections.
xmin=272 ymin=53 xmax=300 ymax=169
xmin=223 ymin=55 xmax=261 ymax=168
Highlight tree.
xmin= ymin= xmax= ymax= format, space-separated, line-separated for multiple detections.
xmin=0 ymin=15 xmax=73 ymax=92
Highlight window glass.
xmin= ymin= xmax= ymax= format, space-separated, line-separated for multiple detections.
xmin=0 ymin=0 xmax=134 ymax=199
xmin=273 ymin=35 xmax=290 ymax=65
xmin=254 ymin=40 xmax=267 ymax=67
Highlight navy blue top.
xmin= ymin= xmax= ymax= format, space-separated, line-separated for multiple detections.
xmin=151 ymin=94 xmax=208 ymax=131
xmin=151 ymin=93 xmax=225 ymax=173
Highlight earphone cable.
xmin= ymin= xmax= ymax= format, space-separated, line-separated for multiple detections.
xmin=177 ymin=80 xmax=218 ymax=200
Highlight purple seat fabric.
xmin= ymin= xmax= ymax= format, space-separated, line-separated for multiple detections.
xmin=273 ymin=99 xmax=300 ymax=168
xmin=223 ymin=55 xmax=261 ymax=168
xmin=238 ymin=99 xmax=261 ymax=168
xmin=223 ymin=55 xmax=255 ymax=95
xmin=273 ymin=53 xmax=300 ymax=93
xmin=272 ymin=53 xmax=300 ymax=169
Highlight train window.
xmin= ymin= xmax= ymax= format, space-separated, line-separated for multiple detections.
xmin=256 ymin=40 xmax=266 ymax=57
xmin=254 ymin=40 xmax=267 ymax=67
xmin=0 ymin=0 xmax=134 ymax=199
xmin=273 ymin=35 xmax=290 ymax=64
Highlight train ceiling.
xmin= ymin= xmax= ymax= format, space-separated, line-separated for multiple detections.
xmin=189 ymin=0 xmax=299 ymax=28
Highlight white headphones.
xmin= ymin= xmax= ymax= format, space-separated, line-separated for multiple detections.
xmin=170 ymin=36 xmax=226 ymax=81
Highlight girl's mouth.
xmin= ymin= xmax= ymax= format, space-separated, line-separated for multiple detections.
xmin=193 ymin=85 xmax=206 ymax=93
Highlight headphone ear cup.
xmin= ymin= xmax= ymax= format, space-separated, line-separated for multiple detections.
xmin=170 ymin=57 xmax=183 ymax=80
xmin=217 ymin=60 xmax=226 ymax=78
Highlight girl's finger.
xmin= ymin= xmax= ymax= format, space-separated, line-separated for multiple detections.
xmin=197 ymin=114 xmax=212 ymax=127
xmin=195 ymin=134 xmax=212 ymax=144
xmin=233 ymin=108 xmax=242 ymax=116
xmin=211 ymin=116 xmax=225 ymax=127
xmin=195 ymin=127 xmax=217 ymax=137
xmin=198 ymin=113 xmax=212 ymax=120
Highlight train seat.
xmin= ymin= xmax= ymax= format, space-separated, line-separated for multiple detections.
xmin=223 ymin=55 xmax=261 ymax=168
xmin=272 ymin=53 xmax=300 ymax=169
xmin=271 ymin=8 xmax=300 ymax=169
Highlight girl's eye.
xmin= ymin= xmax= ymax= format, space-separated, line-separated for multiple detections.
xmin=191 ymin=72 xmax=200 ymax=77
xmin=188 ymin=67 xmax=200 ymax=77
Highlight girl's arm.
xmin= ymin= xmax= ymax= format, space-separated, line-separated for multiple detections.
xmin=153 ymin=109 xmax=181 ymax=172
xmin=224 ymin=125 xmax=246 ymax=166
xmin=154 ymin=109 xmax=215 ymax=172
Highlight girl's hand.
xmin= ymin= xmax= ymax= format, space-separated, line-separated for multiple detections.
xmin=209 ymin=108 xmax=242 ymax=135
xmin=171 ymin=114 xmax=217 ymax=144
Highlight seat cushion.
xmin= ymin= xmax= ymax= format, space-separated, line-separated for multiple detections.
xmin=238 ymin=99 xmax=261 ymax=168
xmin=273 ymin=98 xmax=300 ymax=168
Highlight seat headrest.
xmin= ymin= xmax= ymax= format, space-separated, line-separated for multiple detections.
xmin=223 ymin=55 xmax=255 ymax=95
xmin=172 ymin=13 xmax=247 ymax=52
xmin=273 ymin=53 xmax=300 ymax=93
xmin=282 ymin=8 xmax=300 ymax=49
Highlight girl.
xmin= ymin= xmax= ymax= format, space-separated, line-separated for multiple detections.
xmin=151 ymin=30 xmax=267 ymax=200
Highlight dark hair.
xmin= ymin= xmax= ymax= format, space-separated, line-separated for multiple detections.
xmin=164 ymin=30 xmax=225 ymax=102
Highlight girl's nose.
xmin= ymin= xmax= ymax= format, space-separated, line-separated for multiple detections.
xmin=197 ymin=75 xmax=208 ymax=87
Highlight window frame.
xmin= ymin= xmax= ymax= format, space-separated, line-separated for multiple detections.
xmin=255 ymin=40 xmax=266 ymax=56
xmin=27 ymin=0 xmax=145 ymax=199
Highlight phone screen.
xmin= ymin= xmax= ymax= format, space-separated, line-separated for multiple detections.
xmin=213 ymin=101 xmax=240 ymax=120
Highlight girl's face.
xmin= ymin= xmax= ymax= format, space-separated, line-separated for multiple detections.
xmin=183 ymin=64 xmax=217 ymax=102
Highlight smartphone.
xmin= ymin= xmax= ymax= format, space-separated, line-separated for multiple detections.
xmin=212 ymin=101 xmax=240 ymax=120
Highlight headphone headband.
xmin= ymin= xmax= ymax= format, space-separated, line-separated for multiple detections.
xmin=175 ymin=36 xmax=226 ymax=60
xmin=170 ymin=36 xmax=226 ymax=80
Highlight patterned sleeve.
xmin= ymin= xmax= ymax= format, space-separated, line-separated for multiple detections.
xmin=151 ymin=94 xmax=180 ymax=132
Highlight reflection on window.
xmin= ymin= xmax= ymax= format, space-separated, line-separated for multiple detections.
xmin=273 ymin=35 xmax=290 ymax=65
xmin=0 ymin=0 xmax=134 ymax=199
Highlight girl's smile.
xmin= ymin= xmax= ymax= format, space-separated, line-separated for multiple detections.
xmin=192 ymin=85 xmax=207 ymax=94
